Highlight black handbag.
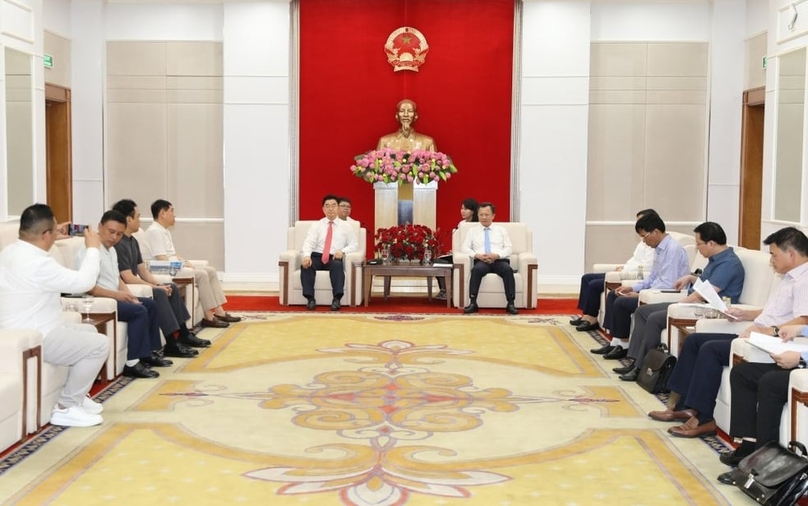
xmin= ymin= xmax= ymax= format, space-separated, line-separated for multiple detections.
xmin=636 ymin=344 xmax=676 ymax=394
xmin=727 ymin=441 xmax=808 ymax=506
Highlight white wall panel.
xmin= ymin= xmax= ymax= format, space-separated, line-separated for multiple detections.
xmin=707 ymin=0 xmax=746 ymax=245
xmin=71 ymin=0 xmax=104 ymax=223
xmin=105 ymin=3 xmax=222 ymax=41
xmin=746 ymin=0 xmax=768 ymax=37
xmin=224 ymin=75 xmax=287 ymax=104
xmin=522 ymin=1 xmax=591 ymax=77
xmin=521 ymin=76 xmax=589 ymax=105
xmin=2 ymin=0 xmax=35 ymax=44
xmin=591 ymin=3 xmax=711 ymax=42
xmin=43 ymin=0 xmax=70 ymax=37
xmin=223 ymin=2 xmax=289 ymax=76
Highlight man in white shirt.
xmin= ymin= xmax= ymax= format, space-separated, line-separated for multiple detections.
xmin=0 ymin=204 xmax=108 ymax=427
xmin=338 ymin=197 xmax=358 ymax=224
xmin=301 ymin=194 xmax=360 ymax=311
xmin=82 ymin=210 xmax=167 ymax=379
xmin=461 ymin=202 xmax=518 ymax=315
xmin=144 ymin=199 xmax=241 ymax=329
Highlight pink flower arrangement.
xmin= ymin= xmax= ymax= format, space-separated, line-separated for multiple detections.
xmin=350 ymin=148 xmax=458 ymax=185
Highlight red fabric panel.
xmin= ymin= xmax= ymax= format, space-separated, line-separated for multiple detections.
xmin=299 ymin=0 xmax=514 ymax=252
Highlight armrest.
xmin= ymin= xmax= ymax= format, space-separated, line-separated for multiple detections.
xmin=0 ymin=329 xmax=40 ymax=372
xmin=517 ymin=252 xmax=537 ymax=274
xmin=734 ymin=337 xmax=775 ymax=364
xmin=452 ymin=253 xmax=472 ymax=273
xmin=639 ymin=289 xmax=686 ymax=305
xmin=279 ymin=250 xmax=302 ymax=271
xmin=694 ymin=318 xmax=749 ymax=335
xmin=127 ymin=284 xmax=153 ymax=298
xmin=187 ymin=260 xmax=209 ymax=268
xmin=61 ymin=296 xmax=117 ymax=314
xmin=152 ymin=274 xmax=173 ymax=284
xmin=605 ymin=271 xmax=639 ymax=283
xmin=593 ymin=263 xmax=621 ymax=273
xmin=344 ymin=250 xmax=365 ymax=264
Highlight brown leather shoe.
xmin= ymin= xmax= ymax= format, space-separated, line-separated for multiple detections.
xmin=648 ymin=408 xmax=696 ymax=422
xmin=668 ymin=416 xmax=717 ymax=438
xmin=200 ymin=318 xmax=228 ymax=328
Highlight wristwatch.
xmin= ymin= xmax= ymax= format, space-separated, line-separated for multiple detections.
xmin=799 ymin=359 xmax=807 ymax=369
xmin=773 ymin=326 xmax=780 ymax=337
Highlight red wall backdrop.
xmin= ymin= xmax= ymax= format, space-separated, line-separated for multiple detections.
xmin=299 ymin=0 xmax=514 ymax=252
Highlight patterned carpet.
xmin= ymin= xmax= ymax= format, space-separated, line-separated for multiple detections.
xmin=0 ymin=313 xmax=748 ymax=505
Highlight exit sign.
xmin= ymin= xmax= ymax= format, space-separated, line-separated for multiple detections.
xmin=43 ymin=54 xmax=53 ymax=69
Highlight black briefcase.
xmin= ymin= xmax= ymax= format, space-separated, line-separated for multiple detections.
xmin=727 ymin=441 xmax=808 ymax=506
xmin=636 ymin=344 xmax=676 ymax=394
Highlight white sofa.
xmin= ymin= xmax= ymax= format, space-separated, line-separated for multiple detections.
xmin=0 ymin=328 xmax=39 ymax=451
xmin=278 ymin=220 xmax=366 ymax=306
xmin=451 ymin=222 xmax=539 ymax=309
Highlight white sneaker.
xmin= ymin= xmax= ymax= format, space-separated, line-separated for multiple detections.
xmin=82 ymin=396 xmax=103 ymax=415
xmin=51 ymin=405 xmax=103 ymax=427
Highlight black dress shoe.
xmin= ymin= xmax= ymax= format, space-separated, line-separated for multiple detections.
xmin=306 ymin=298 xmax=316 ymax=310
xmin=123 ymin=362 xmax=160 ymax=379
xmin=619 ymin=367 xmax=639 ymax=381
xmin=569 ymin=317 xmax=584 ymax=326
xmin=200 ymin=318 xmax=228 ymax=328
xmin=612 ymin=362 xmax=635 ymax=374
xmin=180 ymin=332 xmax=211 ymax=348
xmin=141 ymin=353 xmax=173 ymax=367
xmin=604 ymin=347 xmax=628 ymax=360
xmin=215 ymin=312 xmax=242 ymax=323
xmin=576 ymin=321 xmax=599 ymax=332
xmin=717 ymin=471 xmax=736 ymax=485
xmin=505 ymin=303 xmax=518 ymax=315
xmin=163 ymin=342 xmax=199 ymax=358
xmin=590 ymin=344 xmax=614 ymax=355
xmin=331 ymin=298 xmax=341 ymax=311
xmin=463 ymin=301 xmax=479 ymax=314
xmin=720 ymin=449 xmax=750 ymax=467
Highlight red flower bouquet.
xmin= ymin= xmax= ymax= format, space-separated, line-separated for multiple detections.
xmin=374 ymin=224 xmax=441 ymax=261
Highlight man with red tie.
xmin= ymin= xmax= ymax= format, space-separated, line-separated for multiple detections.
xmin=301 ymin=194 xmax=359 ymax=311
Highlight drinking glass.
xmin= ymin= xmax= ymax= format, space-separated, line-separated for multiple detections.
xmin=692 ymin=305 xmax=705 ymax=319
xmin=704 ymin=308 xmax=718 ymax=319
xmin=381 ymin=245 xmax=391 ymax=265
xmin=81 ymin=295 xmax=94 ymax=323
xmin=423 ymin=248 xmax=432 ymax=266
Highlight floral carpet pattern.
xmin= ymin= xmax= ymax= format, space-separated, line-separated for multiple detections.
xmin=0 ymin=313 xmax=748 ymax=505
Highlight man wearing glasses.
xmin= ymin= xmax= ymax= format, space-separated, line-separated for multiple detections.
xmin=596 ymin=212 xmax=690 ymax=359
xmin=301 ymin=195 xmax=359 ymax=311
xmin=337 ymin=197 xmax=358 ymax=224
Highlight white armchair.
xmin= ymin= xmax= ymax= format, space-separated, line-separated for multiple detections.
xmin=451 ymin=222 xmax=539 ymax=309
xmin=0 ymin=328 xmax=39 ymax=451
xmin=278 ymin=221 xmax=367 ymax=306
xmin=133 ymin=228 xmax=201 ymax=326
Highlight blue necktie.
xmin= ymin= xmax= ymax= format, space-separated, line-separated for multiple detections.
xmin=484 ymin=227 xmax=491 ymax=254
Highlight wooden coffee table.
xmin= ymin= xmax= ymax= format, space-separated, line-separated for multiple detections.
xmin=363 ymin=263 xmax=453 ymax=308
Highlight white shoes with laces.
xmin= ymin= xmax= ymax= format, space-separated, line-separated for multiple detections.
xmin=81 ymin=396 xmax=103 ymax=415
xmin=50 ymin=397 xmax=104 ymax=427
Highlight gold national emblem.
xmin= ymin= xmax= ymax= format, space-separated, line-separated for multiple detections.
xmin=384 ymin=27 xmax=429 ymax=72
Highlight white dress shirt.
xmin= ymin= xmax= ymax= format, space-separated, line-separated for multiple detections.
xmin=144 ymin=222 xmax=177 ymax=260
xmin=461 ymin=223 xmax=512 ymax=259
xmin=0 ymin=240 xmax=100 ymax=335
xmin=623 ymin=241 xmax=655 ymax=273
xmin=302 ymin=218 xmax=359 ymax=257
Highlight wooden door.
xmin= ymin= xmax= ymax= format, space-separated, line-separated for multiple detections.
xmin=739 ymin=88 xmax=765 ymax=249
xmin=45 ymin=84 xmax=73 ymax=223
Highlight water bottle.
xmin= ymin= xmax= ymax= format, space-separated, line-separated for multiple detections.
xmin=637 ymin=264 xmax=644 ymax=280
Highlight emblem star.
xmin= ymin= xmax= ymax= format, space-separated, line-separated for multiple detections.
xmin=401 ymin=35 xmax=412 ymax=45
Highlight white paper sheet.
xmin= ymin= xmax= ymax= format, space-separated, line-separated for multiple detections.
xmin=749 ymin=332 xmax=808 ymax=355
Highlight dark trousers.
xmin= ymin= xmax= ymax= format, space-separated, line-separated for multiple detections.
xmin=667 ymin=332 xmax=735 ymax=417
xmin=300 ymin=253 xmax=344 ymax=300
xmin=603 ymin=291 xmax=639 ymax=338
xmin=435 ymin=255 xmax=452 ymax=290
xmin=627 ymin=302 xmax=673 ymax=366
xmin=577 ymin=272 xmax=605 ymax=317
xmin=469 ymin=259 xmax=515 ymax=303
xmin=730 ymin=362 xmax=791 ymax=448
xmin=117 ymin=297 xmax=161 ymax=360
xmin=153 ymin=283 xmax=190 ymax=337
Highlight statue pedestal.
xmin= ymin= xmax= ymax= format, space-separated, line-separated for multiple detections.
xmin=373 ymin=181 xmax=437 ymax=231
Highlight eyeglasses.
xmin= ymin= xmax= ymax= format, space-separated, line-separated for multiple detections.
xmin=339 ymin=204 xmax=351 ymax=208
xmin=640 ymin=231 xmax=652 ymax=241
xmin=695 ymin=241 xmax=707 ymax=246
